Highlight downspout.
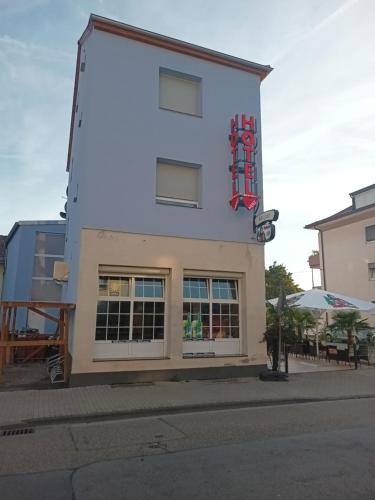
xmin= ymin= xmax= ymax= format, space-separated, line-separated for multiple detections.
xmin=318 ymin=228 xmax=327 ymax=291
xmin=318 ymin=228 xmax=329 ymax=326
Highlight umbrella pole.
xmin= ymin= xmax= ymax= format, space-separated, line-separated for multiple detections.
xmin=278 ymin=313 xmax=282 ymax=371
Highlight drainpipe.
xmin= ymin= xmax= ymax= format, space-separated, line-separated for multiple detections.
xmin=318 ymin=228 xmax=329 ymax=326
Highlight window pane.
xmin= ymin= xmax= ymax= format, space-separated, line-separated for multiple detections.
xmin=144 ymin=302 xmax=154 ymax=314
xmin=156 ymin=161 xmax=199 ymax=203
xmin=230 ymin=327 xmax=240 ymax=338
xmin=366 ymin=225 xmax=375 ymax=242
xmin=133 ymin=314 xmax=143 ymax=327
xmin=155 ymin=302 xmax=165 ymax=314
xmin=135 ymin=278 xmax=164 ymax=298
xmin=119 ymin=328 xmax=129 ymax=340
xmin=97 ymin=301 xmax=108 ymax=314
xmin=95 ymin=328 xmax=106 ymax=341
xmin=159 ymin=70 xmax=201 ymax=116
xmin=155 ymin=315 xmax=164 ymax=327
xmin=212 ymin=280 xmax=237 ymax=300
xmin=108 ymin=315 xmax=119 ymax=327
xmin=33 ymin=256 xmax=63 ymax=278
xmin=107 ymin=277 xmax=129 ymax=297
xmin=230 ymin=304 xmax=239 ymax=315
xmin=108 ymin=302 xmax=120 ymax=314
xmin=99 ymin=278 xmax=108 ymax=296
xmin=120 ymin=302 xmax=130 ymax=314
xmin=143 ymin=328 xmax=153 ymax=340
xmin=35 ymin=232 xmax=65 ymax=255
xmin=119 ymin=315 xmax=130 ymax=327
xmin=183 ymin=278 xmax=208 ymax=299
xmin=31 ymin=279 xmax=61 ymax=301
xmin=231 ymin=315 xmax=239 ymax=327
xmin=133 ymin=328 xmax=142 ymax=340
xmin=144 ymin=315 xmax=153 ymax=327
xmin=154 ymin=328 xmax=164 ymax=339
xmin=221 ymin=304 xmax=229 ymax=314
xmin=96 ymin=314 xmax=107 ymax=327
xmin=133 ymin=302 xmax=143 ymax=313
xmin=107 ymin=328 xmax=118 ymax=341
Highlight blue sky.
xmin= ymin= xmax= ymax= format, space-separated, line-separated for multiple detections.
xmin=1 ymin=0 xmax=374 ymax=289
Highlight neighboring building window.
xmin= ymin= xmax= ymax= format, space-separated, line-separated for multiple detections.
xmin=159 ymin=68 xmax=202 ymax=116
xmin=369 ymin=263 xmax=375 ymax=281
xmin=156 ymin=159 xmax=200 ymax=207
xmin=365 ymin=225 xmax=375 ymax=242
xmin=95 ymin=276 xmax=165 ymax=342
xmin=31 ymin=232 xmax=65 ymax=301
xmin=183 ymin=277 xmax=239 ymax=340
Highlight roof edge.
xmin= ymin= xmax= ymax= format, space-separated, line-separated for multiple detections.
xmin=349 ymin=183 xmax=375 ymax=197
xmin=6 ymin=220 xmax=66 ymax=248
xmin=305 ymin=203 xmax=375 ymax=230
xmin=66 ymin=14 xmax=273 ymax=172
xmin=89 ymin=14 xmax=273 ymax=79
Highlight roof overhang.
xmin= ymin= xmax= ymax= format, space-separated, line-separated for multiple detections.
xmin=305 ymin=203 xmax=375 ymax=231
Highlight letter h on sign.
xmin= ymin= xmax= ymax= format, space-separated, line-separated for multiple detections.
xmin=229 ymin=114 xmax=258 ymax=211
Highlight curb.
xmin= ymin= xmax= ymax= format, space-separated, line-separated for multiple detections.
xmin=2 ymin=393 xmax=375 ymax=430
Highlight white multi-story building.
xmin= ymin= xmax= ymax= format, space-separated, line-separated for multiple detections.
xmin=63 ymin=15 xmax=272 ymax=384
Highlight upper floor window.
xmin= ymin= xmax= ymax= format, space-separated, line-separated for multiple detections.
xmin=31 ymin=232 xmax=65 ymax=301
xmin=156 ymin=158 xmax=201 ymax=208
xmin=369 ymin=263 xmax=375 ymax=281
xmin=159 ymin=68 xmax=202 ymax=117
xmin=365 ymin=225 xmax=375 ymax=242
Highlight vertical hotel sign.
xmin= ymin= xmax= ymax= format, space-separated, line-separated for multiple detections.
xmin=229 ymin=114 xmax=258 ymax=211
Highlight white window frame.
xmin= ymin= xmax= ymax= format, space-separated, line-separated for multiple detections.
xmin=182 ymin=273 xmax=242 ymax=358
xmin=369 ymin=264 xmax=375 ymax=281
xmin=95 ymin=275 xmax=167 ymax=343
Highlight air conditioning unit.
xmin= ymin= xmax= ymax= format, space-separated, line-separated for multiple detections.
xmin=53 ymin=261 xmax=69 ymax=282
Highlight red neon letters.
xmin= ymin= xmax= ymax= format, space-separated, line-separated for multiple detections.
xmin=229 ymin=114 xmax=258 ymax=211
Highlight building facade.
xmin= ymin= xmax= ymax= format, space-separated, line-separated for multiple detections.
xmin=0 ymin=235 xmax=5 ymax=299
xmin=64 ymin=15 xmax=272 ymax=384
xmin=2 ymin=221 xmax=66 ymax=331
xmin=305 ymin=184 xmax=375 ymax=323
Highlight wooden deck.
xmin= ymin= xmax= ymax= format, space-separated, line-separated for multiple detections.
xmin=0 ymin=301 xmax=75 ymax=383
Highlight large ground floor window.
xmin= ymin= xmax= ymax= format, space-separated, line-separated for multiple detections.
xmin=95 ymin=276 xmax=165 ymax=342
xmin=183 ymin=277 xmax=240 ymax=340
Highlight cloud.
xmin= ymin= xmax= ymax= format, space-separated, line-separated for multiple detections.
xmin=0 ymin=35 xmax=74 ymax=62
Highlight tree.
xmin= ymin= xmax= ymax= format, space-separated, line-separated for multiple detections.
xmin=329 ymin=311 xmax=370 ymax=342
xmin=265 ymin=262 xmax=302 ymax=300
xmin=264 ymin=303 xmax=298 ymax=371
xmin=292 ymin=309 xmax=317 ymax=340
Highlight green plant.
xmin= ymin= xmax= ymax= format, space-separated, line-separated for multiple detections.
xmin=329 ymin=311 xmax=370 ymax=344
xmin=263 ymin=303 xmax=298 ymax=371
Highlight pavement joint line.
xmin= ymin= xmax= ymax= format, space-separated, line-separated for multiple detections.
xmin=3 ymin=393 xmax=375 ymax=431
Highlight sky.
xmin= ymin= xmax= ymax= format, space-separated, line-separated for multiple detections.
xmin=0 ymin=0 xmax=374 ymax=289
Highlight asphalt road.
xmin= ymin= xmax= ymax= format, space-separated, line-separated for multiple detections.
xmin=2 ymin=397 xmax=375 ymax=499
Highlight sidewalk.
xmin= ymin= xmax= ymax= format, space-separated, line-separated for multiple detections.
xmin=0 ymin=366 xmax=375 ymax=428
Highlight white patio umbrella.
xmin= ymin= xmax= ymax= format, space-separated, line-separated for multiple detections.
xmin=268 ymin=288 xmax=375 ymax=312
xmin=268 ymin=288 xmax=375 ymax=358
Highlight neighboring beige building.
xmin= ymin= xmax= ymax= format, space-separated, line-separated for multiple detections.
xmin=305 ymin=184 xmax=375 ymax=323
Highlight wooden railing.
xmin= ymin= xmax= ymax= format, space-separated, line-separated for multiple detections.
xmin=0 ymin=301 xmax=75 ymax=383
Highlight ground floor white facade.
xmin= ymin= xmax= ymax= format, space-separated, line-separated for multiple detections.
xmin=67 ymin=229 xmax=266 ymax=384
